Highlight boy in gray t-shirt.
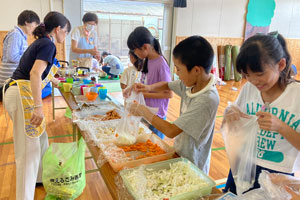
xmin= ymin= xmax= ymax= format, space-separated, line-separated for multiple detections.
xmin=127 ymin=36 xmax=219 ymax=174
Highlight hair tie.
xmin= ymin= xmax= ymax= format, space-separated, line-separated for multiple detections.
xmin=256 ymin=31 xmax=278 ymax=38
xmin=268 ymin=31 xmax=279 ymax=38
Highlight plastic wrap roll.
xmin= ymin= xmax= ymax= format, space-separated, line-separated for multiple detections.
xmin=232 ymin=46 xmax=242 ymax=82
xmin=224 ymin=45 xmax=232 ymax=81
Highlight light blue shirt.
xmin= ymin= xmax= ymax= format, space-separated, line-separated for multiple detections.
xmin=103 ymin=55 xmax=124 ymax=75
xmin=2 ymin=26 xmax=28 ymax=63
xmin=0 ymin=26 xmax=27 ymax=86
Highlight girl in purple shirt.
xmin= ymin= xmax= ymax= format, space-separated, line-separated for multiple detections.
xmin=127 ymin=26 xmax=172 ymax=139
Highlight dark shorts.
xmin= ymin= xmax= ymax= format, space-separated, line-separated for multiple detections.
xmin=223 ymin=165 xmax=294 ymax=194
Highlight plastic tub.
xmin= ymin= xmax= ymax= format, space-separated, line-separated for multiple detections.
xmin=103 ymin=134 xmax=175 ymax=172
xmin=120 ymin=157 xmax=216 ymax=200
xmin=66 ymin=77 xmax=74 ymax=83
xmin=72 ymin=85 xmax=81 ymax=95
xmin=83 ymin=87 xmax=91 ymax=96
xmin=63 ymin=83 xmax=72 ymax=92
xmin=99 ymin=87 xmax=108 ymax=100
xmin=85 ymin=92 xmax=98 ymax=101
xmin=83 ymin=79 xmax=91 ymax=84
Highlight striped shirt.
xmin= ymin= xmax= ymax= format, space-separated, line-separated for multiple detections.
xmin=0 ymin=26 xmax=27 ymax=86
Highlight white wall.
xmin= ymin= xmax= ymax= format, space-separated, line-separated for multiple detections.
xmin=175 ymin=0 xmax=300 ymax=39
xmin=0 ymin=0 xmax=63 ymax=30
xmin=175 ymin=0 xmax=248 ymax=37
xmin=64 ymin=0 xmax=83 ymax=61
xmin=269 ymin=0 xmax=300 ymax=38
xmin=0 ymin=0 xmax=46 ymax=30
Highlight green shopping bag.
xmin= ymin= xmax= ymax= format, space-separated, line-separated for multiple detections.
xmin=42 ymin=138 xmax=86 ymax=200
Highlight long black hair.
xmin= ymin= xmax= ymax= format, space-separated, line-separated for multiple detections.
xmin=129 ymin=50 xmax=143 ymax=71
xmin=236 ymin=32 xmax=293 ymax=89
xmin=33 ymin=11 xmax=71 ymax=39
xmin=127 ymin=26 xmax=163 ymax=74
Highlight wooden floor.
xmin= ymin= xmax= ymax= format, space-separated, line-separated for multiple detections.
xmin=0 ymin=79 xmax=298 ymax=199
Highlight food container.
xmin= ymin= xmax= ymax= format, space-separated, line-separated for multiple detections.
xmin=85 ymin=92 xmax=98 ymax=101
xmin=71 ymin=85 xmax=81 ymax=95
xmin=63 ymin=83 xmax=72 ymax=92
xmin=66 ymin=77 xmax=73 ymax=83
xmin=102 ymin=134 xmax=175 ymax=172
xmin=82 ymin=119 xmax=151 ymax=145
xmin=120 ymin=157 xmax=216 ymax=200
xmin=99 ymin=87 xmax=108 ymax=100
xmin=83 ymin=79 xmax=91 ymax=84
xmin=83 ymin=87 xmax=91 ymax=96
xmin=73 ymin=103 xmax=122 ymax=121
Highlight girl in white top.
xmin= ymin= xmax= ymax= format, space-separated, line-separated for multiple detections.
xmin=120 ymin=50 xmax=143 ymax=91
xmin=223 ymin=32 xmax=300 ymax=194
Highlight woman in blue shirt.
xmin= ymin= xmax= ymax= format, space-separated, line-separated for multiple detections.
xmin=0 ymin=10 xmax=40 ymax=100
xmin=3 ymin=11 xmax=70 ymax=200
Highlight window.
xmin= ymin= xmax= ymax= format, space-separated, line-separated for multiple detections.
xmin=83 ymin=0 xmax=166 ymax=64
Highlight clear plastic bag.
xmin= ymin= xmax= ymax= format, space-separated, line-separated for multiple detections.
xmin=97 ymin=142 xmax=131 ymax=168
xmin=241 ymin=170 xmax=300 ymax=200
xmin=115 ymin=92 xmax=146 ymax=145
xmin=221 ymin=104 xmax=259 ymax=195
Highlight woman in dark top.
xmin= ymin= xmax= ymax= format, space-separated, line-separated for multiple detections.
xmin=3 ymin=11 xmax=70 ymax=200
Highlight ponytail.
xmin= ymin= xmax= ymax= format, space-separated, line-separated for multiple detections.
xmin=142 ymin=58 xmax=149 ymax=74
xmin=141 ymin=38 xmax=166 ymax=74
xmin=33 ymin=23 xmax=46 ymax=39
xmin=33 ymin=11 xmax=71 ymax=39
xmin=153 ymin=38 xmax=162 ymax=55
xmin=276 ymin=34 xmax=294 ymax=88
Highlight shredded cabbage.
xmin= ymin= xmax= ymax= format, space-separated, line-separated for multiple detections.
xmin=123 ymin=161 xmax=209 ymax=200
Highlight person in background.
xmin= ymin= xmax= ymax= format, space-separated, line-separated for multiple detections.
xmin=69 ymin=12 xmax=100 ymax=66
xmin=120 ymin=50 xmax=143 ymax=91
xmin=127 ymin=36 xmax=219 ymax=174
xmin=92 ymin=57 xmax=101 ymax=72
xmin=222 ymin=32 xmax=300 ymax=194
xmin=101 ymin=51 xmax=124 ymax=79
xmin=126 ymin=26 xmax=172 ymax=139
xmin=3 ymin=11 xmax=71 ymax=200
xmin=0 ymin=10 xmax=40 ymax=101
